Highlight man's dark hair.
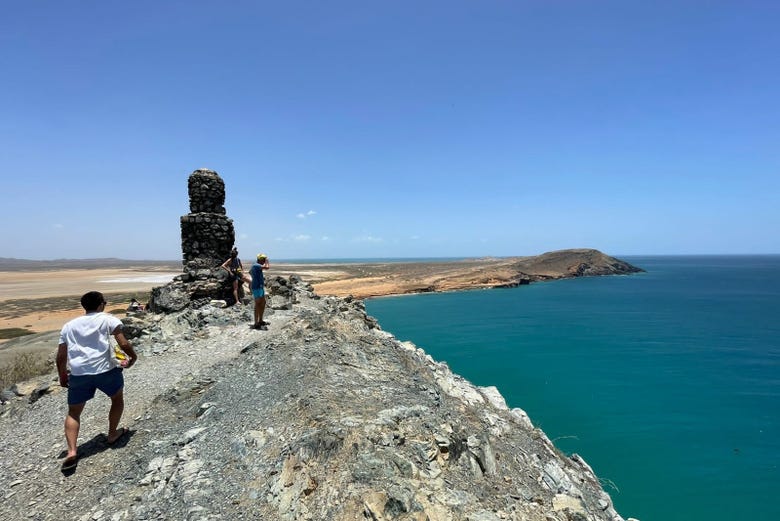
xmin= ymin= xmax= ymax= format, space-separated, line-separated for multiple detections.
xmin=80 ymin=291 xmax=105 ymax=312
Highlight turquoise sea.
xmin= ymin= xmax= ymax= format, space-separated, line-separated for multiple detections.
xmin=365 ymin=256 xmax=780 ymax=521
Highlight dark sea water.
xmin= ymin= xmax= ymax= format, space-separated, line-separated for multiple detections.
xmin=365 ymin=256 xmax=780 ymax=521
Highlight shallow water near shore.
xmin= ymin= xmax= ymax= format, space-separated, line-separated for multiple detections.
xmin=366 ymin=255 xmax=780 ymax=521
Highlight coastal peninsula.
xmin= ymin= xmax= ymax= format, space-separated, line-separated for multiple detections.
xmin=303 ymin=248 xmax=643 ymax=298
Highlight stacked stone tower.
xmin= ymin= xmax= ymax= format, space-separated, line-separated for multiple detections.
xmin=148 ymin=169 xmax=241 ymax=312
xmin=180 ymin=169 xmax=235 ymax=270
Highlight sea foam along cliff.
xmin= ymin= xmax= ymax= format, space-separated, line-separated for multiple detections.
xmin=0 ymin=275 xmax=636 ymax=521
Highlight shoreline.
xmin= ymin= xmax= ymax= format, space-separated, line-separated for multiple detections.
xmin=1 ymin=250 xmax=642 ymax=337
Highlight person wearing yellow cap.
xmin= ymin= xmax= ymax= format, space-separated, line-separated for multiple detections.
xmin=249 ymin=253 xmax=270 ymax=329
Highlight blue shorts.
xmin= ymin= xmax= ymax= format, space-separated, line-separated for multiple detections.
xmin=252 ymin=287 xmax=265 ymax=299
xmin=67 ymin=367 xmax=124 ymax=405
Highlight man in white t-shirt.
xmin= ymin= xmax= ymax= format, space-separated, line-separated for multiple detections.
xmin=56 ymin=291 xmax=138 ymax=471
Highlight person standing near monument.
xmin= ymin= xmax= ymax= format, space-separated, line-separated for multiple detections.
xmin=250 ymin=253 xmax=270 ymax=329
xmin=220 ymin=247 xmax=250 ymax=305
xmin=56 ymin=291 xmax=138 ymax=471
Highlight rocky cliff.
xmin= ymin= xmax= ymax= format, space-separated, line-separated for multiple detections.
xmin=0 ymin=277 xmax=635 ymax=521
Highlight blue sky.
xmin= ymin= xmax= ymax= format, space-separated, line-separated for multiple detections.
xmin=1 ymin=1 xmax=778 ymax=260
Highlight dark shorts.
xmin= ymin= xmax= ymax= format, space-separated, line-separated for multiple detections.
xmin=252 ymin=287 xmax=265 ymax=299
xmin=67 ymin=367 xmax=124 ymax=405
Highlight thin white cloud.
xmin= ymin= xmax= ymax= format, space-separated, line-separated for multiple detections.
xmin=276 ymin=234 xmax=312 ymax=242
xmin=296 ymin=213 xmax=305 ymax=219
xmin=297 ymin=209 xmax=317 ymax=219
xmin=53 ymin=223 xmax=64 ymax=229
xmin=353 ymin=235 xmax=384 ymax=243
xmin=321 ymin=236 xmax=330 ymax=241
xmin=410 ymin=235 xmax=420 ymax=240
xmin=307 ymin=210 xmax=316 ymax=216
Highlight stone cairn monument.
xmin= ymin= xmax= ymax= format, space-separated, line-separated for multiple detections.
xmin=148 ymin=169 xmax=240 ymax=312
xmin=181 ymin=169 xmax=234 ymax=271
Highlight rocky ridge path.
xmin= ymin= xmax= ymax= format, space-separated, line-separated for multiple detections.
xmin=0 ymin=279 xmax=634 ymax=521
xmin=0 ymin=301 xmax=282 ymax=519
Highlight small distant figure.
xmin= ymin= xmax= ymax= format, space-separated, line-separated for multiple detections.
xmin=220 ymin=247 xmax=251 ymax=305
xmin=127 ymin=298 xmax=143 ymax=313
xmin=250 ymin=253 xmax=270 ymax=329
xmin=56 ymin=291 xmax=138 ymax=472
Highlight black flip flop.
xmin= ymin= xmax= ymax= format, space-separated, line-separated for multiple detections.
xmin=61 ymin=456 xmax=78 ymax=471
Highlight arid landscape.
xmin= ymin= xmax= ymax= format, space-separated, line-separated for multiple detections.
xmin=0 ymin=267 xmax=179 ymax=337
xmin=0 ymin=250 xmax=640 ymax=340
xmin=0 ymin=259 xmax=491 ymax=337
